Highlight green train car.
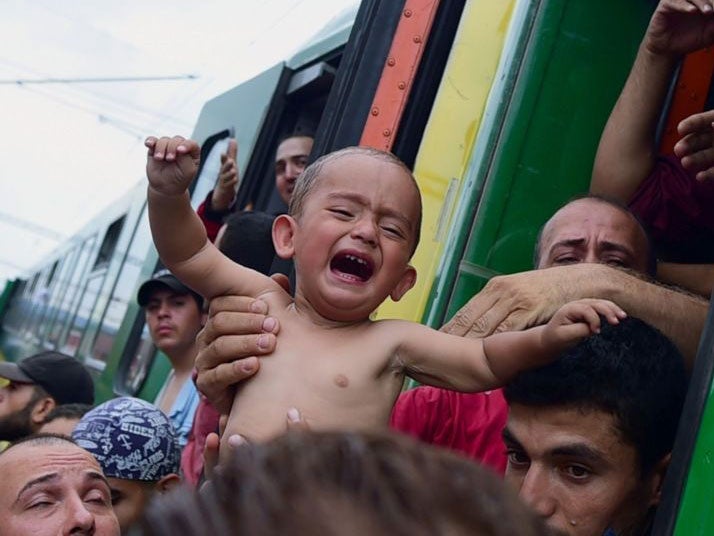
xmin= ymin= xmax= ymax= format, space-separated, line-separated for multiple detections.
xmin=1 ymin=1 xmax=712 ymax=533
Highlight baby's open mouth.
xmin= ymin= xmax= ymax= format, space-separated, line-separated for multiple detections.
xmin=330 ymin=252 xmax=374 ymax=282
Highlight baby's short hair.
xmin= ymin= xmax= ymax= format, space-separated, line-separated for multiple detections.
xmin=289 ymin=146 xmax=422 ymax=254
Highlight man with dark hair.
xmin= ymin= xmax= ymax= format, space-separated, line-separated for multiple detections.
xmin=197 ymin=133 xmax=314 ymax=241
xmin=0 ymin=351 xmax=95 ymax=442
xmin=142 ymin=430 xmax=550 ymax=536
xmin=38 ymin=402 xmax=93 ymax=435
xmin=503 ymin=316 xmax=687 ymax=536
xmin=137 ymin=269 xmax=204 ymax=448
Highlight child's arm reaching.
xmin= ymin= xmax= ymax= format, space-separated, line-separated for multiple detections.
xmin=145 ymin=135 xmax=280 ymax=301
xmin=396 ymin=299 xmax=626 ymax=392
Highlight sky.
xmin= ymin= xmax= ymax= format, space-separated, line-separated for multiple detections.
xmin=0 ymin=0 xmax=358 ymax=287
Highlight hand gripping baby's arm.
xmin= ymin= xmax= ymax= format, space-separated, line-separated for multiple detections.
xmin=396 ymin=299 xmax=625 ymax=391
xmin=145 ymin=135 xmax=276 ymax=301
xmin=482 ymin=299 xmax=626 ymax=384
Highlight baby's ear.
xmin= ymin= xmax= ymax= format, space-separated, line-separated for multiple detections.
xmin=273 ymin=214 xmax=297 ymax=259
xmin=390 ymin=265 xmax=417 ymax=302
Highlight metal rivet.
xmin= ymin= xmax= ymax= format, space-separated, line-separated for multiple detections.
xmin=413 ymin=35 xmax=422 ymax=44
xmin=371 ymin=107 xmax=380 ymax=116
xmin=382 ymin=129 xmax=391 ymax=137
xmin=398 ymin=81 xmax=406 ymax=90
xmin=387 ymin=57 xmax=396 ymax=66
xmin=404 ymin=9 xmax=412 ymax=17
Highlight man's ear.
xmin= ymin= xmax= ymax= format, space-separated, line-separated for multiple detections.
xmin=30 ymin=396 xmax=56 ymax=426
xmin=272 ymin=214 xmax=297 ymax=260
xmin=155 ymin=473 xmax=181 ymax=494
xmin=390 ymin=265 xmax=417 ymax=302
xmin=647 ymin=453 xmax=672 ymax=507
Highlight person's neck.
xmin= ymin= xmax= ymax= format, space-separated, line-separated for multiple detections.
xmin=291 ymin=289 xmax=373 ymax=330
xmin=164 ymin=343 xmax=198 ymax=376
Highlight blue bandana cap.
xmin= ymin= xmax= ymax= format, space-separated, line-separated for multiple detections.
xmin=73 ymin=396 xmax=180 ymax=481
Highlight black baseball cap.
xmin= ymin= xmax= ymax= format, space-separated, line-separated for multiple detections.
xmin=137 ymin=269 xmax=202 ymax=307
xmin=0 ymin=351 xmax=95 ymax=405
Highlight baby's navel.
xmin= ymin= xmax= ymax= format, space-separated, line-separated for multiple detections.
xmin=334 ymin=374 xmax=349 ymax=388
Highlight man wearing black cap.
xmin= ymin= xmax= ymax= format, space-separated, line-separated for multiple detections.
xmin=137 ymin=268 xmax=203 ymax=448
xmin=0 ymin=350 xmax=94 ymax=442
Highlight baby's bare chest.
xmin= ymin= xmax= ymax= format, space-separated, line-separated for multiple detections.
xmin=229 ymin=321 xmax=405 ymax=441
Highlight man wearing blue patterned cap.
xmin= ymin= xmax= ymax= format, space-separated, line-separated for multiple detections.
xmin=73 ymin=396 xmax=181 ymax=534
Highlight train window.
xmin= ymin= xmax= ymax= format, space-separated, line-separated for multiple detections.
xmin=39 ymin=247 xmax=79 ymax=345
xmin=1 ymin=279 xmax=27 ymax=332
xmin=46 ymin=236 xmax=97 ymax=349
xmin=89 ymin=204 xmax=154 ymax=369
xmin=20 ymin=268 xmax=54 ymax=344
xmin=117 ymin=322 xmax=156 ymax=396
xmin=191 ymin=132 xmax=232 ymax=209
xmin=93 ymin=216 xmax=126 ymax=270
xmin=62 ymin=271 xmax=105 ymax=359
xmin=46 ymin=260 xmax=59 ymax=286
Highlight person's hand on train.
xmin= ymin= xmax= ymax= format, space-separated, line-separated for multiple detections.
xmin=675 ymin=109 xmax=714 ymax=181
xmin=212 ymin=139 xmax=239 ymax=211
xmin=644 ymin=0 xmax=714 ymax=58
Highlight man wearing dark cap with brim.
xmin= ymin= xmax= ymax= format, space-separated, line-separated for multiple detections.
xmin=0 ymin=350 xmax=94 ymax=442
xmin=137 ymin=269 xmax=203 ymax=449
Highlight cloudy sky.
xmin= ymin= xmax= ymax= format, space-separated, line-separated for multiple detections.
xmin=0 ymin=0 xmax=358 ymax=286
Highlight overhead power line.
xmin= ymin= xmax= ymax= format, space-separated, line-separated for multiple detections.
xmin=0 ymin=74 xmax=198 ymax=85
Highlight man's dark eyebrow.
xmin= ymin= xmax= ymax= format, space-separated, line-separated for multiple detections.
xmin=86 ymin=470 xmax=111 ymax=490
xmin=549 ymin=443 xmax=609 ymax=466
xmin=599 ymin=240 xmax=635 ymax=257
xmin=501 ymin=427 xmax=523 ymax=448
xmin=14 ymin=473 xmax=59 ymax=505
xmin=548 ymin=238 xmax=586 ymax=252
xmin=14 ymin=470 xmax=111 ymax=506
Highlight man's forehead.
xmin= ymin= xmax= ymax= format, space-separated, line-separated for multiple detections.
xmin=506 ymin=404 xmax=629 ymax=456
xmin=275 ymin=136 xmax=313 ymax=161
xmin=547 ymin=198 xmax=631 ymax=231
xmin=2 ymin=443 xmax=101 ymax=477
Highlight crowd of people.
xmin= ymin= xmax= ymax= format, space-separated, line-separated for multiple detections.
xmin=0 ymin=0 xmax=713 ymax=534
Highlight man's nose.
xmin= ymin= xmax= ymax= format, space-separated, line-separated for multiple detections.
xmin=518 ymin=466 xmax=557 ymax=519
xmin=64 ymin=496 xmax=96 ymax=534
xmin=157 ymin=302 xmax=171 ymax=318
xmin=584 ymin=250 xmax=600 ymax=264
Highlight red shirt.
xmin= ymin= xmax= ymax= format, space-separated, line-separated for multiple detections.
xmin=389 ymin=386 xmax=508 ymax=474
xmin=629 ymin=156 xmax=714 ymax=262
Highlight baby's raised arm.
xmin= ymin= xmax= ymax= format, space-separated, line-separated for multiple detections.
xmin=145 ymin=135 xmax=277 ymax=301
xmin=396 ymin=299 xmax=625 ymax=391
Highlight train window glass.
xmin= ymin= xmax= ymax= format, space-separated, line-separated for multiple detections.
xmin=17 ymin=272 xmax=44 ymax=337
xmin=46 ymin=260 xmax=59 ymax=286
xmin=89 ymin=204 xmax=153 ymax=368
xmin=2 ymin=280 xmax=27 ymax=332
xmin=62 ymin=271 xmax=105 ymax=359
xmin=93 ymin=216 xmax=126 ymax=270
xmin=191 ymin=136 xmax=231 ymax=209
xmin=21 ymin=269 xmax=54 ymax=344
xmin=121 ymin=323 xmax=156 ymax=396
xmin=47 ymin=236 xmax=97 ymax=348
xmin=40 ymin=247 xmax=79 ymax=346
